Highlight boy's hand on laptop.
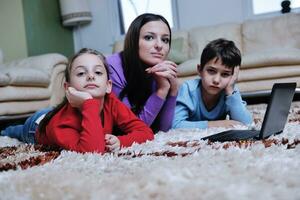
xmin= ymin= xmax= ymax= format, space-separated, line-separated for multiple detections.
xmin=105 ymin=134 xmax=120 ymax=152
xmin=225 ymin=66 xmax=239 ymax=96
xmin=66 ymin=87 xmax=93 ymax=108
xmin=208 ymin=120 xmax=243 ymax=128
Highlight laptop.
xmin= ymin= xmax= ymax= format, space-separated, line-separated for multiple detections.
xmin=201 ymin=82 xmax=297 ymax=142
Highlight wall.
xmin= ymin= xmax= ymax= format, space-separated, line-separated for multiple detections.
xmin=22 ymin=0 xmax=74 ymax=58
xmin=0 ymin=0 xmax=27 ymax=62
xmin=75 ymin=0 xmax=245 ymax=54
xmin=73 ymin=0 xmax=120 ymax=54
xmin=177 ymin=0 xmax=244 ymax=29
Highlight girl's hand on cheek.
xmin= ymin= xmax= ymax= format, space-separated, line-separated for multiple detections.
xmin=66 ymin=87 xmax=92 ymax=108
xmin=225 ymin=66 xmax=239 ymax=96
xmin=105 ymin=134 xmax=120 ymax=152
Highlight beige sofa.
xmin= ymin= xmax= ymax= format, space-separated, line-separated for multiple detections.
xmin=113 ymin=13 xmax=300 ymax=97
xmin=0 ymin=53 xmax=67 ymax=119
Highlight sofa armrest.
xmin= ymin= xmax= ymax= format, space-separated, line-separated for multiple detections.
xmin=0 ymin=54 xmax=68 ymax=87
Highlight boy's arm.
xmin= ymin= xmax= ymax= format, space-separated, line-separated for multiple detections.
xmin=172 ymin=82 xmax=208 ymax=129
xmin=225 ymin=89 xmax=253 ymax=125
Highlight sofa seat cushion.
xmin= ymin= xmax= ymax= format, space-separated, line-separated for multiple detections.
xmin=239 ymin=65 xmax=300 ymax=82
xmin=242 ymin=48 xmax=300 ymax=69
xmin=189 ymin=23 xmax=242 ymax=58
xmin=0 ymin=86 xmax=50 ymax=102
xmin=237 ymin=77 xmax=300 ymax=93
xmin=0 ymin=67 xmax=50 ymax=87
xmin=0 ymin=99 xmax=50 ymax=116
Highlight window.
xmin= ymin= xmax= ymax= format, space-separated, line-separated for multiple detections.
xmin=252 ymin=0 xmax=300 ymax=15
xmin=118 ymin=0 xmax=174 ymax=34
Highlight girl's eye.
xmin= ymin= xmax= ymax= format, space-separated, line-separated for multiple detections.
xmin=162 ymin=38 xmax=170 ymax=44
xmin=144 ymin=35 xmax=154 ymax=41
xmin=76 ymin=72 xmax=85 ymax=77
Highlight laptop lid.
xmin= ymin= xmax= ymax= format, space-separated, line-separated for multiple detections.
xmin=259 ymin=82 xmax=296 ymax=139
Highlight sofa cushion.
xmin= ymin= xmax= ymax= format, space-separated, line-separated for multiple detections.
xmin=189 ymin=23 xmax=242 ymax=58
xmin=0 ymin=71 xmax=9 ymax=86
xmin=0 ymin=86 xmax=50 ymax=101
xmin=242 ymin=48 xmax=300 ymax=69
xmin=3 ymin=67 xmax=50 ymax=87
xmin=0 ymin=100 xmax=50 ymax=116
xmin=242 ymin=13 xmax=300 ymax=54
xmin=238 ymin=65 xmax=300 ymax=82
xmin=177 ymin=58 xmax=199 ymax=76
xmin=167 ymin=30 xmax=189 ymax=64
xmin=237 ymin=77 xmax=300 ymax=93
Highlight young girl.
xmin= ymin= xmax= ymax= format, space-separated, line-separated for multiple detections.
xmin=1 ymin=48 xmax=154 ymax=153
xmin=172 ymin=38 xmax=252 ymax=129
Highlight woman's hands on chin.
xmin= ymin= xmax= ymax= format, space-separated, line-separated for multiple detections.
xmin=66 ymin=87 xmax=93 ymax=108
xmin=146 ymin=60 xmax=179 ymax=98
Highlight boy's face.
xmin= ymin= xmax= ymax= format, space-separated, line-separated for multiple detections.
xmin=199 ymin=57 xmax=233 ymax=96
xmin=67 ymin=54 xmax=112 ymax=99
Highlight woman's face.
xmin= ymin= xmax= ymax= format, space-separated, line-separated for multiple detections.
xmin=138 ymin=20 xmax=170 ymax=66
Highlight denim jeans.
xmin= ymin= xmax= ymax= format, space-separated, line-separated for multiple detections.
xmin=0 ymin=107 xmax=53 ymax=144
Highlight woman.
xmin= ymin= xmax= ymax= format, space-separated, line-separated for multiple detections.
xmin=107 ymin=13 xmax=178 ymax=132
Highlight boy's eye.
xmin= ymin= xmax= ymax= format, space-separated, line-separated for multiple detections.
xmin=207 ymin=69 xmax=216 ymax=74
xmin=144 ymin=35 xmax=154 ymax=41
xmin=162 ymin=38 xmax=170 ymax=44
xmin=221 ymin=73 xmax=231 ymax=78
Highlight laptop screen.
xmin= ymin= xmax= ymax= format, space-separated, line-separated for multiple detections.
xmin=259 ymin=82 xmax=296 ymax=139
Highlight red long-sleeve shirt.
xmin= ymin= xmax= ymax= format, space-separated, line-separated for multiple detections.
xmin=36 ymin=93 xmax=154 ymax=153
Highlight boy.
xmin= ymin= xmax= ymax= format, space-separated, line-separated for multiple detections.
xmin=172 ymin=38 xmax=252 ymax=129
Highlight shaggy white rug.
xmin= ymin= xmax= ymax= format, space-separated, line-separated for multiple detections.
xmin=0 ymin=103 xmax=300 ymax=200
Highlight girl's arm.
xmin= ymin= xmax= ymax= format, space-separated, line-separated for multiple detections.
xmin=111 ymin=97 xmax=154 ymax=147
xmin=46 ymin=99 xmax=106 ymax=153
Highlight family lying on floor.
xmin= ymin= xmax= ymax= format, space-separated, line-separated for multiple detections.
xmin=0 ymin=13 xmax=252 ymax=153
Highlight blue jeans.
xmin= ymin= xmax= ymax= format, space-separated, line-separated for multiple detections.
xmin=0 ymin=108 xmax=53 ymax=144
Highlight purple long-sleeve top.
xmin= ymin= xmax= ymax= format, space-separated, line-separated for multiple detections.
xmin=106 ymin=53 xmax=176 ymax=132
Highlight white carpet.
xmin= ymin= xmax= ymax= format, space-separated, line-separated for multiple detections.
xmin=0 ymin=103 xmax=300 ymax=200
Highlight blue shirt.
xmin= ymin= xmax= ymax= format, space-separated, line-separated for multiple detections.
xmin=172 ymin=79 xmax=252 ymax=129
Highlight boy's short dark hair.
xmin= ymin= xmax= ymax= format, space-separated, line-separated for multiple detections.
xmin=199 ymin=38 xmax=241 ymax=71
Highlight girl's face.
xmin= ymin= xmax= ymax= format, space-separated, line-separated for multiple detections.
xmin=138 ymin=20 xmax=170 ymax=66
xmin=199 ymin=57 xmax=233 ymax=97
xmin=67 ymin=54 xmax=112 ymax=99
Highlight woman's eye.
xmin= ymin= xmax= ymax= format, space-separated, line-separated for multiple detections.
xmin=95 ymin=71 xmax=103 ymax=75
xmin=162 ymin=38 xmax=170 ymax=44
xmin=144 ymin=35 xmax=154 ymax=41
